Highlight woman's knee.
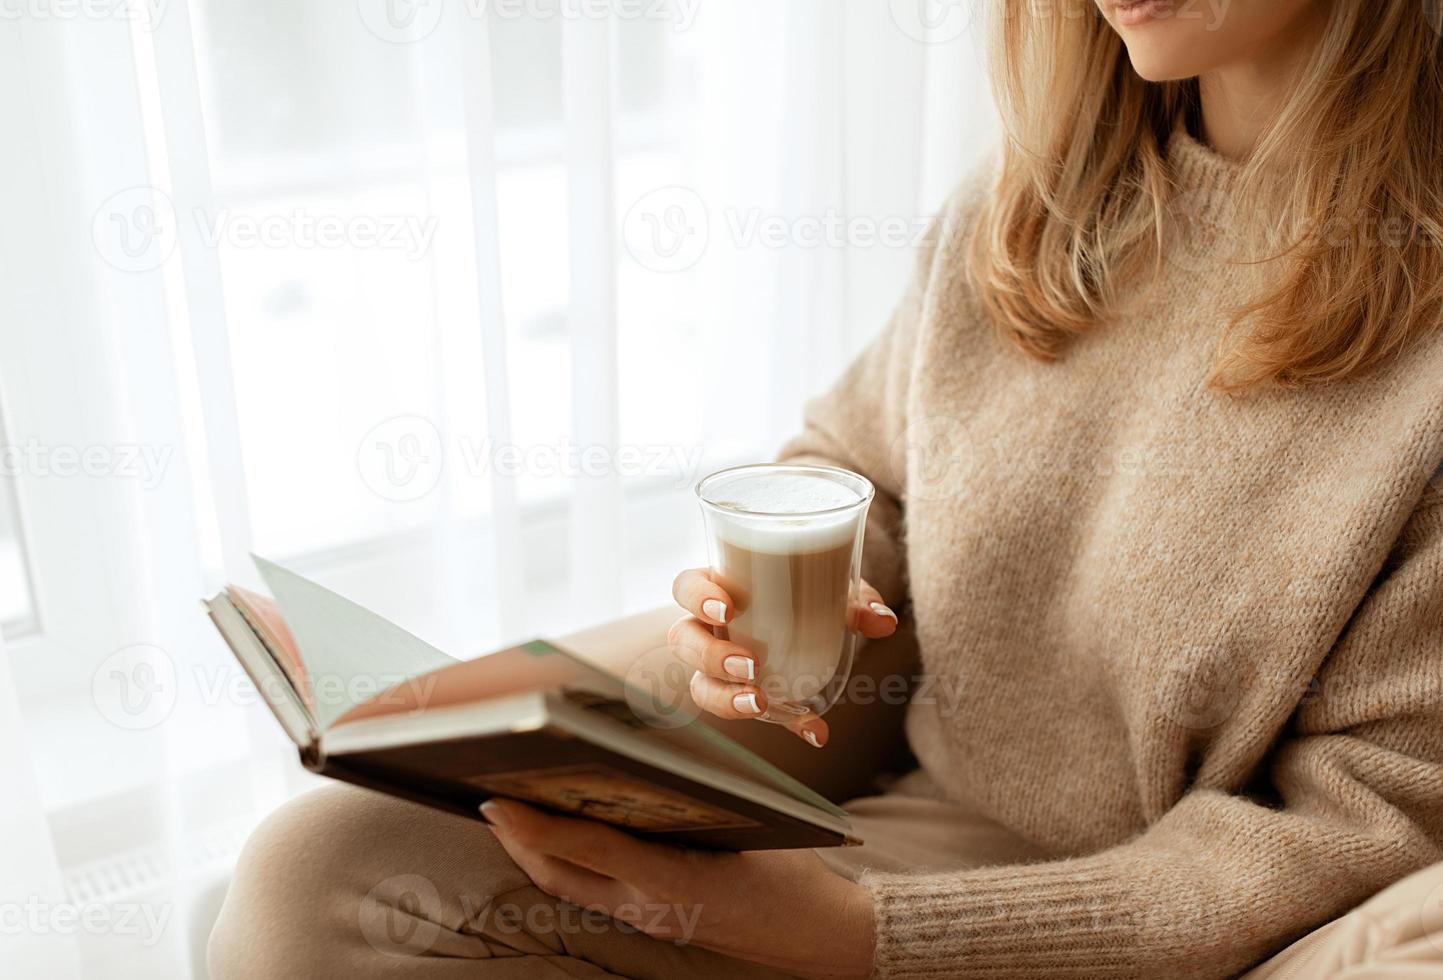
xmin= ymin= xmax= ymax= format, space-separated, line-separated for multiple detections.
xmin=1244 ymin=860 xmax=1443 ymax=979
xmin=208 ymin=784 xmax=525 ymax=979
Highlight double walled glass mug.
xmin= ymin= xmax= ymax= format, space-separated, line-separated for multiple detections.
xmin=695 ymin=463 xmax=874 ymax=720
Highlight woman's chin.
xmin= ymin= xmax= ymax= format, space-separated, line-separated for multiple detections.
xmin=1120 ymin=43 xmax=1211 ymax=83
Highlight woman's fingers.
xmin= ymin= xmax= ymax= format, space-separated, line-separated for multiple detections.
xmin=668 ymin=617 xmax=829 ymax=746
xmin=688 ymin=671 xmax=768 ymax=720
xmin=481 ymin=798 xmax=685 ymax=892
xmin=667 ymin=615 xmax=759 ymax=682
xmin=672 ymin=568 xmax=733 ymax=626
xmin=671 ymin=571 xmax=895 ymax=745
xmin=771 ymin=710 xmax=831 ymax=749
xmin=850 ymin=579 xmax=898 ymax=639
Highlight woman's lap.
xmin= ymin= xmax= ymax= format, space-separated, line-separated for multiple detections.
xmin=208 ymin=780 xmax=1443 ymax=979
xmin=207 ymin=783 xmax=796 ymax=980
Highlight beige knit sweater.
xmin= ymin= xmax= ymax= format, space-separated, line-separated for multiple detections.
xmin=779 ymin=130 xmax=1443 ymax=979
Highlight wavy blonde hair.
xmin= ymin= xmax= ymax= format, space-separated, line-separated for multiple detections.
xmin=969 ymin=1 xmax=1443 ymax=389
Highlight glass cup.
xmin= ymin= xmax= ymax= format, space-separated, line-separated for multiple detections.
xmin=695 ymin=463 xmax=873 ymax=720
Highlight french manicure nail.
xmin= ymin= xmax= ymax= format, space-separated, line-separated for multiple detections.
xmin=723 ymin=655 xmax=755 ymax=681
xmin=480 ymin=800 xmax=510 ymax=830
xmin=733 ymin=692 xmax=761 ymax=715
xmin=802 ymin=730 xmax=823 ymax=749
xmin=869 ymin=601 xmax=897 ymax=621
xmin=702 ymin=599 xmax=728 ymax=623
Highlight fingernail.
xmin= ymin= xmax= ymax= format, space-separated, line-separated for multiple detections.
xmin=802 ymin=730 xmax=823 ymax=749
xmin=723 ymin=655 xmax=755 ymax=681
xmin=480 ymin=800 xmax=510 ymax=830
xmin=702 ymin=599 xmax=728 ymax=624
xmin=733 ymin=692 xmax=761 ymax=715
xmin=869 ymin=601 xmax=897 ymax=622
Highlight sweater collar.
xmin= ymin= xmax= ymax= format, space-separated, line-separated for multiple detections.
xmin=1166 ymin=126 xmax=1243 ymax=228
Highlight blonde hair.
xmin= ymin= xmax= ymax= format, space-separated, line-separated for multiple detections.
xmin=969 ymin=1 xmax=1443 ymax=389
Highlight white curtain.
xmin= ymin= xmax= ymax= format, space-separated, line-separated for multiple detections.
xmin=0 ymin=1 xmax=994 ymax=976
xmin=0 ymin=631 xmax=81 ymax=979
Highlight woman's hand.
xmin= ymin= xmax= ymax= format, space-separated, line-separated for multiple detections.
xmin=669 ymin=569 xmax=898 ymax=748
xmin=482 ymin=798 xmax=876 ymax=979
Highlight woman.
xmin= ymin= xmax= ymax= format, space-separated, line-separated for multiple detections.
xmin=211 ymin=1 xmax=1443 ymax=977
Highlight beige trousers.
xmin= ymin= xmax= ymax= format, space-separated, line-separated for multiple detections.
xmin=208 ymin=782 xmax=1443 ymax=979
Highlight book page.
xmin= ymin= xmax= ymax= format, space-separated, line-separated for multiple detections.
xmin=227 ymin=585 xmax=312 ymax=712
xmin=332 ymin=639 xmax=625 ymax=726
xmin=254 ymin=556 xmax=457 ymax=730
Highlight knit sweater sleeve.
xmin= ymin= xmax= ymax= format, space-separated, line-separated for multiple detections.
xmin=775 ymin=213 xmax=950 ymax=608
xmin=863 ymin=496 xmax=1443 ymax=979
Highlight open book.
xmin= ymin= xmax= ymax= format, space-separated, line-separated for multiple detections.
xmin=202 ymin=557 xmax=858 ymax=850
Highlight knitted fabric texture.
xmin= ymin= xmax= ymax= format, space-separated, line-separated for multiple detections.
xmin=780 ymin=130 xmax=1443 ymax=979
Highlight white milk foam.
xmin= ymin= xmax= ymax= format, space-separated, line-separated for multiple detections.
xmin=712 ymin=472 xmax=859 ymax=514
xmin=706 ymin=472 xmax=862 ymax=554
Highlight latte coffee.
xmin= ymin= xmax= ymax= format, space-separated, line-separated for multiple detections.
xmin=696 ymin=466 xmax=873 ymax=717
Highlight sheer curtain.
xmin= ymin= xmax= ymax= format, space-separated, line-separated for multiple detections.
xmin=0 ymin=1 xmax=994 ymax=976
